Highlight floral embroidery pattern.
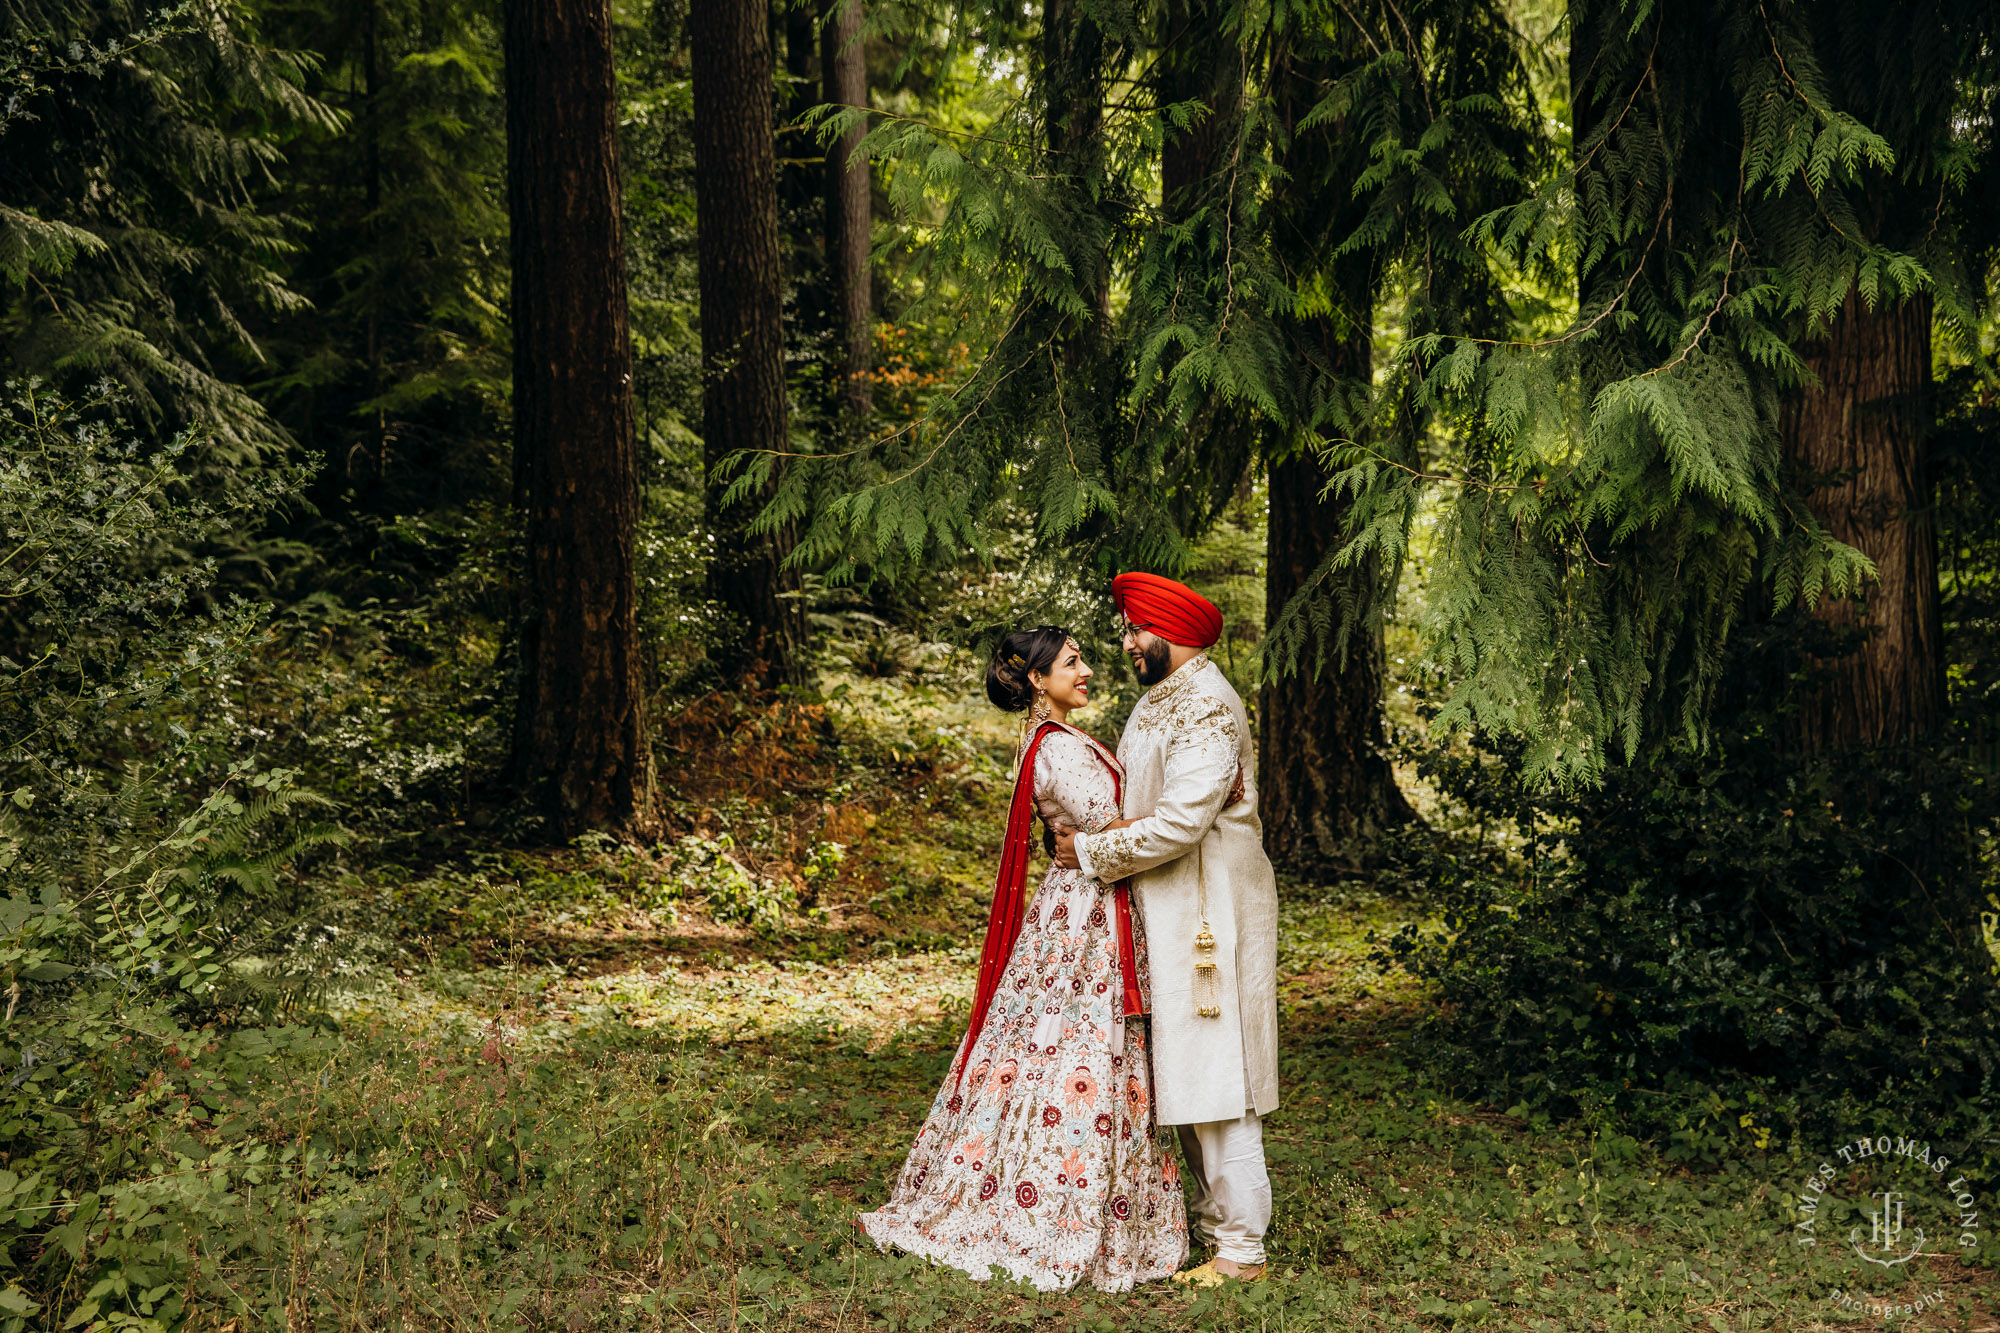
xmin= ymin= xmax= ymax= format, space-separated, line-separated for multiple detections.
xmin=1082 ymin=659 xmax=1243 ymax=884
xmin=858 ymin=727 xmax=1187 ymax=1293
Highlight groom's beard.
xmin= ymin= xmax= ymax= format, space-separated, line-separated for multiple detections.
xmin=1132 ymin=639 xmax=1173 ymax=686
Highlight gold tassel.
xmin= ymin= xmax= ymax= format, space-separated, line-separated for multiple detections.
xmin=1193 ymin=926 xmax=1220 ymax=1018
xmin=1192 ymin=845 xmax=1221 ymax=1018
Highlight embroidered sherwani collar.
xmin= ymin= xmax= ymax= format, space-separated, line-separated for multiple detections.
xmin=1142 ymin=652 xmax=1211 ymax=708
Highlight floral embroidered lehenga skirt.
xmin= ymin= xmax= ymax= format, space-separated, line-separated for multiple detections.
xmin=858 ymin=866 xmax=1188 ymax=1292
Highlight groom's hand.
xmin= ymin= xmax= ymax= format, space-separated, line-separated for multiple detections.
xmin=1052 ymin=825 xmax=1081 ymax=869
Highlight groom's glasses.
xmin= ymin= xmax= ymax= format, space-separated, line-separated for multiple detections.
xmin=1119 ymin=621 xmax=1155 ymax=640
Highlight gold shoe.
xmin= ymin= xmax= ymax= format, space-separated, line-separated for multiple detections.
xmin=1171 ymin=1259 xmax=1266 ymax=1287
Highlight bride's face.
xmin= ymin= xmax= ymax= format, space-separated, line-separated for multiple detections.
xmin=1032 ymin=638 xmax=1094 ymax=714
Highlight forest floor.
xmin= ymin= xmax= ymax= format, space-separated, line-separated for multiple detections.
xmin=247 ymin=674 xmax=2000 ymax=1333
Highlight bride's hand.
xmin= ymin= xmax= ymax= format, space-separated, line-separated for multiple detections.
xmin=1052 ymin=818 xmax=1132 ymax=870
xmin=1051 ymin=823 xmax=1080 ymax=869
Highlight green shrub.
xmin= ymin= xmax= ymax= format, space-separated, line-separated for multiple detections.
xmin=0 ymin=382 xmax=346 ymax=1322
xmin=669 ymin=832 xmax=789 ymax=927
xmin=1386 ymin=723 xmax=2000 ymax=1169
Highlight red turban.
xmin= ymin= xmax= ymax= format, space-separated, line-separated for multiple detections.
xmin=1111 ymin=572 xmax=1223 ymax=648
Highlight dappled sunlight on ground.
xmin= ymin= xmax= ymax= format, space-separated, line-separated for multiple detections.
xmin=334 ymin=945 xmax=982 ymax=1052
xmin=333 ymin=881 xmax=1425 ymax=1058
xmin=304 ymin=869 xmax=2000 ymax=1331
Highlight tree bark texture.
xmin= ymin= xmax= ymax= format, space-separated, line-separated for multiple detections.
xmin=1782 ymin=292 xmax=1944 ymax=750
xmin=1159 ymin=0 xmax=1243 ymax=217
xmin=691 ymin=0 xmax=802 ymax=686
xmin=1259 ymin=363 xmax=1415 ymax=869
xmin=503 ymin=0 xmax=647 ymax=834
xmin=1043 ymin=0 xmax=1109 ymax=331
xmin=1255 ymin=41 xmax=1413 ymax=869
xmin=822 ymin=0 xmax=871 ymax=426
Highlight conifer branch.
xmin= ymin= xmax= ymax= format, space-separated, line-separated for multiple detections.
xmin=853 ymin=326 xmax=1061 ymax=493
xmin=1381 ymin=0 xmax=1434 ymax=118
xmin=1638 ymin=236 xmax=1741 ymax=380
xmin=1754 ymin=3 xmax=1829 ymax=139
xmin=1047 ymin=345 xmax=1081 ymax=480
xmin=1460 ymin=195 xmax=1670 ymax=350
xmin=1332 ymin=445 xmax=1529 ymax=494
xmin=807 ymin=102 xmax=1048 ymax=154
xmin=1212 ymin=56 xmax=1248 ymax=344
xmin=727 ymin=304 xmax=1035 ymax=467
xmin=1571 ymin=23 xmax=1658 ymax=180
xmin=1330 ymin=3 xmax=1387 ymax=62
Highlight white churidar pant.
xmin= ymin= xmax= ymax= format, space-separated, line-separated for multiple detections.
xmin=1176 ymin=1111 xmax=1270 ymax=1265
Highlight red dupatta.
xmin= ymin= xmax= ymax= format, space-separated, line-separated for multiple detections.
xmin=953 ymin=720 xmax=1144 ymax=1095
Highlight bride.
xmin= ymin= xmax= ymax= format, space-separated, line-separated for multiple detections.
xmin=858 ymin=627 xmax=1188 ymax=1291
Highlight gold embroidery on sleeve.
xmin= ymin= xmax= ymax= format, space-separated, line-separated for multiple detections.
xmin=1089 ymin=689 xmax=1239 ymax=882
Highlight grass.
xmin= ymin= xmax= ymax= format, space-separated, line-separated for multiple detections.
xmin=158 ymin=885 xmax=1999 ymax=1332
xmin=26 ymin=670 xmax=2000 ymax=1331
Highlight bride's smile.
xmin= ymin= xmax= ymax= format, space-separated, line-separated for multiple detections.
xmin=1036 ymin=641 xmax=1095 ymax=718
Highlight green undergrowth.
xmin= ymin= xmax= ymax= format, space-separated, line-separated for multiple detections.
xmin=17 ymin=881 xmax=1998 ymax=1331
xmin=325 ymin=672 xmax=1015 ymax=974
xmin=13 ymin=667 xmax=1998 ymax=1330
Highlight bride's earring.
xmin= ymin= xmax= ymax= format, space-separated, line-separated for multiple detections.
xmin=1017 ymin=675 xmax=1047 ymax=753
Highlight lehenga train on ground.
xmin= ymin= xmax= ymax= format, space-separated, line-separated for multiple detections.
xmin=858 ymin=721 xmax=1188 ymax=1292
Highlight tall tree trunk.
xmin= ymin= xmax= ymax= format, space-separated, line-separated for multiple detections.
xmin=777 ymin=0 xmax=832 ymax=438
xmin=778 ymin=3 xmax=823 ymax=266
xmin=779 ymin=4 xmax=820 ymax=212
xmin=361 ymin=0 xmax=385 ymax=491
xmin=1158 ymin=0 xmax=1240 ymax=217
xmin=1042 ymin=1 xmax=1102 ymax=177
xmin=503 ymin=0 xmax=648 ymax=835
xmin=822 ymin=0 xmax=871 ymax=428
xmin=1255 ymin=40 xmax=1413 ymax=870
xmin=1154 ymin=0 xmax=1258 ymax=523
xmin=1043 ymin=0 xmax=1108 ymax=332
xmin=691 ymin=0 xmax=801 ymax=686
xmin=1766 ymin=34 xmax=1972 ymax=965
xmin=1259 ymin=335 xmax=1415 ymax=870
xmin=1783 ymin=292 xmax=1945 ymax=749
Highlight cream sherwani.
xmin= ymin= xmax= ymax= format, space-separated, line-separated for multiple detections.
xmin=1073 ymin=654 xmax=1280 ymax=1127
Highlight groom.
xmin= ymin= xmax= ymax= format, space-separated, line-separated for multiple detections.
xmin=1054 ymin=572 xmax=1281 ymax=1285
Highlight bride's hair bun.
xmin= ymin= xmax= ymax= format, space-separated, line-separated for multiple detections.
xmin=986 ymin=625 xmax=1071 ymax=712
